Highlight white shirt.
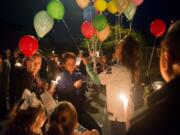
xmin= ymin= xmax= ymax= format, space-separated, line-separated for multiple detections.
xmin=99 ymin=64 xmax=134 ymax=122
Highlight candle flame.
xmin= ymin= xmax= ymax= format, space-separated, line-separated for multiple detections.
xmin=119 ymin=94 xmax=128 ymax=108
xmin=56 ymin=76 xmax=61 ymax=82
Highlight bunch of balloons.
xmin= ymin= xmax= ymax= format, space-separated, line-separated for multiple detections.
xmin=34 ymin=0 xmax=65 ymax=38
xmin=105 ymin=0 xmax=143 ymax=20
xmin=76 ymin=0 xmax=143 ymax=21
xmin=77 ymin=0 xmax=144 ymax=42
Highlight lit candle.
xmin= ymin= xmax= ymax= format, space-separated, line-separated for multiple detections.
xmin=96 ymin=51 xmax=100 ymax=57
xmin=76 ymin=57 xmax=81 ymax=66
xmin=119 ymin=93 xmax=129 ymax=129
xmin=119 ymin=94 xmax=128 ymax=108
xmin=55 ymin=76 xmax=61 ymax=83
xmin=15 ymin=62 xmax=22 ymax=67
xmin=49 ymin=76 xmax=61 ymax=93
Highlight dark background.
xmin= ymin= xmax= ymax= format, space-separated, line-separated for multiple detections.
xmin=0 ymin=0 xmax=179 ymax=52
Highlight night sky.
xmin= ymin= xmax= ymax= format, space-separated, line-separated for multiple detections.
xmin=0 ymin=0 xmax=179 ymax=51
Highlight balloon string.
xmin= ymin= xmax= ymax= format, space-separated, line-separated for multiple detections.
xmin=115 ymin=14 xmax=119 ymax=43
xmin=117 ymin=15 xmax=120 ymax=40
xmin=119 ymin=14 xmax=122 ymax=40
xmin=128 ymin=19 xmax=133 ymax=35
xmin=37 ymin=37 xmax=41 ymax=41
xmin=62 ymin=19 xmax=80 ymax=51
xmin=87 ymin=41 xmax=91 ymax=54
xmin=146 ymin=39 xmax=157 ymax=76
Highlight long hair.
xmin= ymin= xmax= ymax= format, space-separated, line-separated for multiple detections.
xmin=119 ymin=36 xmax=140 ymax=82
xmin=47 ymin=101 xmax=77 ymax=135
xmin=5 ymin=100 xmax=45 ymax=135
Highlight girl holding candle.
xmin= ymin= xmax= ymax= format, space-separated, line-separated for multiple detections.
xmin=83 ymin=36 xmax=140 ymax=135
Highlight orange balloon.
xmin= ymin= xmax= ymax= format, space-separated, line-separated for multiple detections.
xmin=76 ymin=0 xmax=89 ymax=9
xmin=97 ymin=25 xmax=111 ymax=42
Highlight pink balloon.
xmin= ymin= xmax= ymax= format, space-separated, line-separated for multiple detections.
xmin=132 ymin=0 xmax=144 ymax=6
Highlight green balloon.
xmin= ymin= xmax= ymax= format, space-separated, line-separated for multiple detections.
xmin=47 ymin=0 xmax=65 ymax=20
xmin=93 ymin=15 xmax=108 ymax=31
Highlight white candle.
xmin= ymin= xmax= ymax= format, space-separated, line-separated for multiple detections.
xmin=49 ymin=76 xmax=61 ymax=93
xmin=76 ymin=57 xmax=81 ymax=66
xmin=96 ymin=51 xmax=100 ymax=57
xmin=119 ymin=93 xmax=129 ymax=129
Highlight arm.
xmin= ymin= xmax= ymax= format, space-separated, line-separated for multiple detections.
xmin=85 ymin=64 xmax=101 ymax=85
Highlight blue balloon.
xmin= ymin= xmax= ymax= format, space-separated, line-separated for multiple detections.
xmin=83 ymin=6 xmax=97 ymax=21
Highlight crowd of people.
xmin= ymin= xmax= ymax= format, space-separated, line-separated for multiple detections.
xmin=0 ymin=20 xmax=180 ymax=135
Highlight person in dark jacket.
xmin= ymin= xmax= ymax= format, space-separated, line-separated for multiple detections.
xmin=0 ymin=52 xmax=11 ymax=116
xmin=9 ymin=58 xmax=34 ymax=106
xmin=56 ymin=52 xmax=101 ymax=134
xmin=127 ymin=20 xmax=180 ymax=135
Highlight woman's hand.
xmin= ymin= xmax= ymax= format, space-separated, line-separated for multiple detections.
xmin=82 ymin=57 xmax=89 ymax=66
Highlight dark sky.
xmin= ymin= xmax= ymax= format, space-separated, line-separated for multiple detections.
xmin=0 ymin=0 xmax=179 ymax=50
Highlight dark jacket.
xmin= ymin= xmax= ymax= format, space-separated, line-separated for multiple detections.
xmin=0 ymin=59 xmax=11 ymax=94
xmin=56 ymin=70 xmax=86 ymax=111
xmin=9 ymin=68 xmax=34 ymax=102
xmin=127 ymin=76 xmax=180 ymax=135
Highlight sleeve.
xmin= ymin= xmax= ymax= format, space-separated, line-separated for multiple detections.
xmin=56 ymin=76 xmax=76 ymax=96
xmin=85 ymin=64 xmax=101 ymax=85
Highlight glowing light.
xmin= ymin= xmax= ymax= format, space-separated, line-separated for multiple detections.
xmin=15 ymin=62 xmax=22 ymax=67
xmin=55 ymin=76 xmax=61 ymax=82
xmin=96 ymin=51 xmax=100 ymax=57
xmin=119 ymin=94 xmax=128 ymax=108
xmin=76 ymin=57 xmax=81 ymax=66
xmin=152 ymin=81 xmax=164 ymax=91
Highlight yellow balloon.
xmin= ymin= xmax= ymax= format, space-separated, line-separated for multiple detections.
xmin=107 ymin=1 xmax=118 ymax=14
xmin=94 ymin=0 xmax=107 ymax=12
xmin=113 ymin=0 xmax=130 ymax=13
xmin=76 ymin=0 xmax=89 ymax=9
xmin=97 ymin=24 xmax=111 ymax=42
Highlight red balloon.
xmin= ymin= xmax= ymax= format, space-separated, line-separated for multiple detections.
xmin=150 ymin=19 xmax=166 ymax=37
xmin=81 ymin=21 xmax=96 ymax=39
xmin=19 ymin=35 xmax=39 ymax=57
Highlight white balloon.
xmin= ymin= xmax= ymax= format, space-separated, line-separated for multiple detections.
xmin=124 ymin=1 xmax=137 ymax=20
xmin=34 ymin=10 xmax=54 ymax=38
